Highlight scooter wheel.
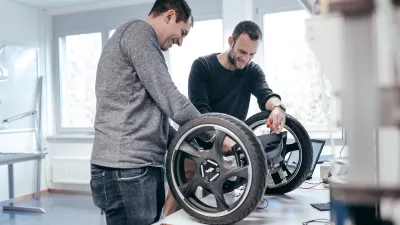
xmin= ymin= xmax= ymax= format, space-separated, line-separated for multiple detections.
xmin=166 ymin=113 xmax=267 ymax=225
xmin=245 ymin=111 xmax=313 ymax=194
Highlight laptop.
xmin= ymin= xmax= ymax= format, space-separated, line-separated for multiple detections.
xmin=285 ymin=139 xmax=326 ymax=179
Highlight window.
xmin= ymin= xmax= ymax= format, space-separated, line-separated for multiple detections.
xmin=59 ymin=32 xmax=102 ymax=129
xmin=258 ymin=10 xmax=333 ymax=129
xmin=169 ymin=19 xmax=224 ymax=96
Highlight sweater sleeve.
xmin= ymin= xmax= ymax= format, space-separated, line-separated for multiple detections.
xmin=120 ymin=21 xmax=201 ymax=126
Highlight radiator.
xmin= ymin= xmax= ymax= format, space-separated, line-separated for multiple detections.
xmin=52 ymin=157 xmax=91 ymax=184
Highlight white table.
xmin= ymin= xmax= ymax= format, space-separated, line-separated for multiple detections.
xmin=155 ymin=184 xmax=330 ymax=225
xmin=0 ymin=152 xmax=47 ymax=215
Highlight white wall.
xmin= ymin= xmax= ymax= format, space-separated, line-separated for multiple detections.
xmin=0 ymin=0 xmax=46 ymax=201
xmin=0 ymin=1 xmax=40 ymax=46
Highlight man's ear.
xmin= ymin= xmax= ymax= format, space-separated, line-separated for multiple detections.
xmin=228 ymin=36 xmax=234 ymax=48
xmin=164 ymin=9 xmax=176 ymax=24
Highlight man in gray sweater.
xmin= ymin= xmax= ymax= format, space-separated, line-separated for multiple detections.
xmin=89 ymin=1 xmax=201 ymax=224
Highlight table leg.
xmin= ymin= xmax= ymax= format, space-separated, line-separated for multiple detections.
xmin=2 ymin=163 xmax=45 ymax=214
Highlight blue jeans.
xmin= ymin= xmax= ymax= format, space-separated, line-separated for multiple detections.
xmin=90 ymin=164 xmax=165 ymax=225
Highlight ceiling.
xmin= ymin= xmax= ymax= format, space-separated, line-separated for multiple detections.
xmin=11 ymin=0 xmax=100 ymax=8
xmin=10 ymin=0 xmax=153 ymax=9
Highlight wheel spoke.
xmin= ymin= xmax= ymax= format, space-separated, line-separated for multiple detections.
xmin=178 ymin=141 xmax=202 ymax=159
xmin=210 ymin=130 xmax=226 ymax=161
xmin=282 ymin=164 xmax=292 ymax=177
xmin=221 ymin=166 xmax=249 ymax=181
xmin=214 ymin=130 xmax=226 ymax=151
xmin=178 ymin=176 xmax=201 ymax=198
xmin=209 ymin=184 xmax=229 ymax=211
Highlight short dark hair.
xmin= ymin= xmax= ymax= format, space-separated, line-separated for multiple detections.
xmin=149 ymin=0 xmax=194 ymax=27
xmin=232 ymin=21 xmax=262 ymax=42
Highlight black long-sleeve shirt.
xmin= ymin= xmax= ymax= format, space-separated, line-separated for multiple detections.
xmin=188 ymin=53 xmax=280 ymax=121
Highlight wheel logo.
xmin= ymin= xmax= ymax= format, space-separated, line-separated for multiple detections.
xmin=200 ymin=159 xmax=220 ymax=182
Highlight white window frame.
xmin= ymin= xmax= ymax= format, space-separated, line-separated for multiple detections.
xmin=56 ymin=30 xmax=107 ymax=134
xmin=254 ymin=4 xmax=343 ymax=139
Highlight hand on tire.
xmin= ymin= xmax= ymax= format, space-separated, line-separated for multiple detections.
xmin=222 ymin=136 xmax=236 ymax=155
xmin=269 ymin=107 xmax=286 ymax=134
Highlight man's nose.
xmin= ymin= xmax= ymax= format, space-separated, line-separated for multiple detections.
xmin=243 ymin=54 xmax=250 ymax=62
xmin=177 ymin=37 xmax=183 ymax=46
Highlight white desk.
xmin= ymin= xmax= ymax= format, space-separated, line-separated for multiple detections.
xmin=0 ymin=152 xmax=47 ymax=215
xmin=155 ymin=184 xmax=330 ymax=225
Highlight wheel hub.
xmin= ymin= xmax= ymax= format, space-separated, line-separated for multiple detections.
xmin=200 ymin=159 xmax=220 ymax=182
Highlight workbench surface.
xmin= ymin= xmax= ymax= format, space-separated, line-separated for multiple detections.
xmin=154 ymin=184 xmax=330 ymax=225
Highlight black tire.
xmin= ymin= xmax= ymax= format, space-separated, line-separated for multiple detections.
xmin=245 ymin=111 xmax=312 ymax=195
xmin=166 ymin=113 xmax=267 ymax=225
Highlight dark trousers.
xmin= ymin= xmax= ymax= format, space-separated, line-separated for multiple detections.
xmin=90 ymin=164 xmax=165 ymax=225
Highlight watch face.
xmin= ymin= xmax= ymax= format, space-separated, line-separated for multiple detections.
xmin=279 ymin=104 xmax=286 ymax=111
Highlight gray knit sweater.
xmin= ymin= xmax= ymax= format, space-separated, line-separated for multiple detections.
xmin=91 ymin=19 xmax=200 ymax=168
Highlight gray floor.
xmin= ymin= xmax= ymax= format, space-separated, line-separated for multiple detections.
xmin=0 ymin=193 xmax=106 ymax=225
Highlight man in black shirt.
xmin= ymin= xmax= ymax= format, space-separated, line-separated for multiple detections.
xmin=188 ymin=20 xmax=286 ymax=131
xmin=187 ymin=20 xmax=286 ymax=152
xmin=162 ymin=21 xmax=286 ymax=217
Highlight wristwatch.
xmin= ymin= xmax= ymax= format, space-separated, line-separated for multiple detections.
xmin=274 ymin=104 xmax=286 ymax=112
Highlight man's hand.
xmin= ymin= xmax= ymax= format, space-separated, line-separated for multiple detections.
xmin=265 ymin=97 xmax=286 ymax=134
xmin=209 ymin=135 xmax=236 ymax=155
xmin=222 ymin=136 xmax=236 ymax=155
xmin=269 ymin=107 xmax=285 ymax=134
